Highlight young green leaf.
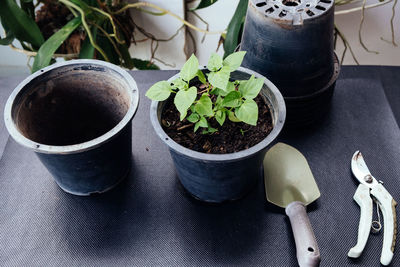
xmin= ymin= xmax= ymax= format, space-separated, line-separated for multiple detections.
xmin=215 ymin=109 xmax=226 ymax=126
xmin=208 ymin=65 xmax=231 ymax=90
xmin=195 ymin=94 xmax=213 ymax=117
xmin=174 ymin=86 xmax=197 ymax=120
xmin=146 ymin=81 xmax=172 ymax=101
xmin=222 ymin=91 xmax=242 ymax=107
xmin=235 ymin=99 xmax=258 ymax=126
xmin=180 ymin=54 xmax=199 ymax=82
xmin=187 ymin=112 xmax=200 ymax=123
xmin=198 ymin=116 xmax=208 ymax=127
xmin=223 ymin=51 xmax=246 ymax=71
xmin=207 ymin=52 xmax=223 ymax=72
xmin=197 ymin=69 xmax=207 ymax=84
xmin=202 ymin=127 xmax=218 ymax=134
xmin=238 ymin=75 xmax=265 ymax=99
xmin=172 ymin=78 xmax=188 ymax=90
xmin=227 ymin=110 xmax=241 ymax=122
xmin=194 ymin=116 xmax=208 ymax=132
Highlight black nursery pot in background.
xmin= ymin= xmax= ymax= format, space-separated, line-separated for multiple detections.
xmin=240 ymin=0 xmax=339 ymax=127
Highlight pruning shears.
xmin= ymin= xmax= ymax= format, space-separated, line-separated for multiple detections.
xmin=348 ymin=151 xmax=397 ymax=265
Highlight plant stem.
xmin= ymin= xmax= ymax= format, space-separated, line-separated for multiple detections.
xmin=114 ymin=2 xmax=224 ymax=35
xmin=90 ymin=6 xmax=125 ymax=45
xmin=58 ymin=0 xmax=109 ymax=61
xmin=359 ymin=0 xmax=379 ymax=54
xmin=334 ymin=0 xmax=394 ymax=15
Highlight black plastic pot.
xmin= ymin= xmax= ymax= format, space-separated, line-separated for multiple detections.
xmin=150 ymin=67 xmax=286 ymax=203
xmin=241 ymin=0 xmax=335 ymax=97
xmin=4 ymin=60 xmax=139 ymax=196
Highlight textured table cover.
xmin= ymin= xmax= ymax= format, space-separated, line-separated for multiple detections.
xmin=0 ymin=66 xmax=399 ymax=266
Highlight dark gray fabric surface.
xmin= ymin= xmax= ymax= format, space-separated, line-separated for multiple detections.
xmin=0 ymin=67 xmax=399 ymax=266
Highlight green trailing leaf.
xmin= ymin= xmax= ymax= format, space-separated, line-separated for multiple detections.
xmin=207 ymin=52 xmax=223 ymax=72
xmin=194 ymin=116 xmax=208 ymax=132
xmin=223 ymin=0 xmax=248 ymax=58
xmin=208 ymin=65 xmax=231 ymax=90
xmin=32 ymin=17 xmax=82 ymax=73
xmin=79 ymin=27 xmax=98 ymax=59
xmin=238 ymin=75 xmax=264 ymax=99
xmin=235 ymin=99 xmax=258 ymax=126
xmin=190 ymin=0 xmax=219 ymax=10
xmin=195 ymin=94 xmax=213 ymax=117
xmin=222 ymin=91 xmax=242 ymax=107
xmin=187 ymin=113 xmax=200 ymax=123
xmin=132 ymin=58 xmax=160 ymax=70
xmin=223 ymin=51 xmax=246 ymax=71
xmin=146 ymin=81 xmax=172 ymax=101
xmin=198 ymin=116 xmax=208 ymax=127
xmin=215 ymin=109 xmax=226 ymax=126
xmin=174 ymin=86 xmax=197 ymax=120
xmin=180 ymin=54 xmax=199 ymax=82
xmin=202 ymin=127 xmax=218 ymax=134
xmin=197 ymin=70 xmax=207 ymax=84
xmin=228 ymin=110 xmax=241 ymax=122
xmin=172 ymin=78 xmax=188 ymax=90
xmin=0 ymin=0 xmax=44 ymax=48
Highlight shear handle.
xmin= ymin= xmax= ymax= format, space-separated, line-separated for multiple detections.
xmin=348 ymin=184 xmax=373 ymax=258
xmin=371 ymin=183 xmax=397 ymax=266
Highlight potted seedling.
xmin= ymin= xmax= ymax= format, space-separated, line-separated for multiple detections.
xmin=147 ymin=52 xmax=286 ymax=203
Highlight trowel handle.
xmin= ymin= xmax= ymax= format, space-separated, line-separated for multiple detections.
xmin=286 ymin=201 xmax=321 ymax=267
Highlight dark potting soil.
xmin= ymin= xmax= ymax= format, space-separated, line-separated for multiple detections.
xmin=161 ymin=94 xmax=273 ymax=154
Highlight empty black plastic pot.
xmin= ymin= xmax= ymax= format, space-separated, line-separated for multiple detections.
xmin=240 ymin=0 xmax=335 ymax=97
xmin=150 ymin=67 xmax=286 ymax=203
xmin=4 ymin=60 xmax=139 ymax=195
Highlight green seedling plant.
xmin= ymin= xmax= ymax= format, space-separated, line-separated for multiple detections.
xmin=146 ymin=51 xmax=265 ymax=134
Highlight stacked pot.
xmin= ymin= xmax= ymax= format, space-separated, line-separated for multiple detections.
xmin=240 ymin=0 xmax=340 ymax=128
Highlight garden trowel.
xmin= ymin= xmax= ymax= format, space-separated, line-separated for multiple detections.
xmin=264 ymin=142 xmax=321 ymax=267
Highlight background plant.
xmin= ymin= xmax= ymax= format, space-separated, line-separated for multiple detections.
xmin=146 ymin=51 xmax=265 ymax=134
xmin=0 ymin=0 xmax=222 ymax=72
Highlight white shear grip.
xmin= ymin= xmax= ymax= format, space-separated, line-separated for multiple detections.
xmin=348 ymin=183 xmax=373 ymax=258
xmin=371 ymin=183 xmax=397 ymax=266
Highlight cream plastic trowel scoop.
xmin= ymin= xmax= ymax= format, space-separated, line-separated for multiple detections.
xmin=264 ymin=142 xmax=321 ymax=267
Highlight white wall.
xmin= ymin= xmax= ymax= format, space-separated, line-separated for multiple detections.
xmin=0 ymin=0 xmax=399 ymax=71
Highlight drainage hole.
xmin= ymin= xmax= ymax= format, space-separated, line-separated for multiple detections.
xmin=306 ymin=9 xmax=315 ymax=16
xmin=308 ymin=247 xmax=315 ymax=252
xmin=256 ymin=1 xmax=267 ymax=7
xmin=282 ymin=0 xmax=301 ymax=6
xmin=315 ymin=5 xmax=326 ymax=10
xmin=306 ymin=3 xmax=311 ymax=7
xmin=320 ymin=0 xmax=331 ymax=3
xmin=265 ymin=7 xmax=275 ymax=14
xmin=274 ymin=4 xmax=279 ymax=8
xmin=279 ymin=10 xmax=287 ymax=17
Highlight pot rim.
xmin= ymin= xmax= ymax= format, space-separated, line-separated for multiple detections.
xmin=150 ymin=66 xmax=286 ymax=162
xmin=4 ymin=59 xmax=139 ymax=155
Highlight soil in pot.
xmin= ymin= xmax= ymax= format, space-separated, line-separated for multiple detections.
xmin=161 ymin=92 xmax=273 ymax=154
